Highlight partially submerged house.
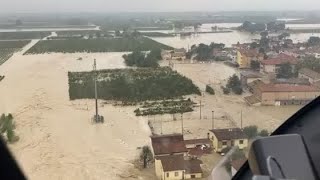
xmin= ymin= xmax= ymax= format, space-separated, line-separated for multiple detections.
xmin=161 ymin=49 xmax=187 ymax=60
xmin=208 ymin=128 xmax=248 ymax=153
xmin=151 ymin=134 xmax=204 ymax=179
xmin=237 ymin=49 xmax=264 ymax=69
xmin=240 ymin=71 xmax=263 ymax=88
xmin=260 ymin=53 xmax=298 ymax=74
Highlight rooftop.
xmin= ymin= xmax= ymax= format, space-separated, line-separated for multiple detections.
xmin=151 ymin=134 xmax=188 ymax=156
xmin=261 ymin=53 xmax=298 ymax=65
xmin=271 ymin=78 xmax=310 ymax=85
xmin=231 ymin=158 xmax=247 ymax=171
xmin=156 ymin=154 xmax=185 ymax=171
xmin=299 ymin=68 xmax=320 ymax=80
xmin=156 ymin=155 xmax=203 ymax=174
xmin=259 ymin=84 xmax=319 ymax=93
xmin=209 ymin=128 xmax=247 ymax=141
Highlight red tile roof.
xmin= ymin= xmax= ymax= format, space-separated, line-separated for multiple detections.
xmin=209 ymin=128 xmax=247 ymax=141
xmin=156 ymin=154 xmax=185 ymax=171
xmin=259 ymin=84 xmax=320 ymax=92
xmin=261 ymin=53 xmax=298 ymax=65
xmin=156 ymin=155 xmax=203 ymax=174
xmin=151 ymin=134 xmax=188 ymax=156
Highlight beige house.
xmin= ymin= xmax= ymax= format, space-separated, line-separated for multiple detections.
xmin=256 ymin=83 xmax=320 ymax=105
xmin=237 ymin=49 xmax=263 ymax=69
xmin=208 ymin=128 xmax=248 ymax=153
xmin=260 ymin=53 xmax=297 ymax=74
xmin=151 ymin=134 xmax=203 ymax=179
xmin=161 ymin=49 xmax=187 ymax=60
xmin=155 ymin=155 xmax=203 ymax=180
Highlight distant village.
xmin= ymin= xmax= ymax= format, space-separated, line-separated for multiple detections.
xmin=154 ymin=28 xmax=320 ymax=179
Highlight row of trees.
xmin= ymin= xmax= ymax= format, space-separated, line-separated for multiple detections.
xmin=68 ymin=67 xmax=201 ymax=102
xmin=240 ymin=21 xmax=285 ymax=33
xmin=0 ymin=114 xmax=19 ymax=143
xmin=122 ymin=49 xmax=162 ymax=67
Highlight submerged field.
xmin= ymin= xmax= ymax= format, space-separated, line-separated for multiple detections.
xmin=0 ymin=32 xmax=51 ymax=40
xmin=25 ymin=37 xmax=173 ymax=54
xmin=68 ymin=67 xmax=200 ymax=101
xmin=0 ymin=40 xmax=30 ymax=65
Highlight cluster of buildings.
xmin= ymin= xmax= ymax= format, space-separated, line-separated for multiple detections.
xmin=236 ymin=44 xmax=320 ymax=106
xmin=150 ymin=128 xmax=249 ymax=179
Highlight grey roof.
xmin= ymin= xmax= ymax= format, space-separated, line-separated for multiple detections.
xmin=210 ymin=128 xmax=247 ymax=141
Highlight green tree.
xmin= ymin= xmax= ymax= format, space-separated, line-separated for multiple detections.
xmin=243 ymin=125 xmax=258 ymax=139
xmin=297 ymin=56 xmax=320 ymax=73
xmin=250 ymin=60 xmax=260 ymax=71
xmin=206 ymin=85 xmax=215 ymax=95
xmin=277 ymin=63 xmax=294 ymax=79
xmin=226 ymin=74 xmax=243 ymax=95
xmin=140 ymin=146 xmax=153 ymax=168
xmin=259 ymin=129 xmax=269 ymax=137
xmin=308 ymin=36 xmax=320 ymax=46
xmin=250 ymin=42 xmax=259 ymax=49
xmin=115 ymin=30 xmax=121 ymax=37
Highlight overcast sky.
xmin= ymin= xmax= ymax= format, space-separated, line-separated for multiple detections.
xmin=1 ymin=0 xmax=320 ymax=13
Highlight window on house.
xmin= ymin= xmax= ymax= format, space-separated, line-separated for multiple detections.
xmin=175 ymin=172 xmax=179 ymax=176
xmin=239 ymin=140 xmax=244 ymax=144
xmin=222 ymin=141 xmax=227 ymax=146
xmin=166 ymin=172 xmax=169 ymax=177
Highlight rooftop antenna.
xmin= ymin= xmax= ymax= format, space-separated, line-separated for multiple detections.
xmin=92 ymin=59 xmax=104 ymax=124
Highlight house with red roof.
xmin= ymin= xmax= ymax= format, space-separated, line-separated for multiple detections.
xmin=255 ymin=83 xmax=320 ymax=105
xmin=260 ymin=53 xmax=298 ymax=74
xmin=151 ymin=134 xmax=204 ymax=179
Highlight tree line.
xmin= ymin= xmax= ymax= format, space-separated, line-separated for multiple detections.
xmin=122 ymin=49 xmax=162 ymax=68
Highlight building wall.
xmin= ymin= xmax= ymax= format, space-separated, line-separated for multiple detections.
xmin=262 ymin=64 xmax=276 ymax=73
xmin=237 ymin=51 xmax=250 ymax=69
xmin=209 ymin=132 xmax=219 ymax=152
xmin=261 ymin=91 xmax=320 ymax=105
xmin=162 ymin=170 xmax=185 ymax=180
xmin=209 ymin=132 xmax=248 ymax=152
xmin=185 ymin=173 xmax=202 ymax=179
xmin=155 ymin=159 xmax=163 ymax=179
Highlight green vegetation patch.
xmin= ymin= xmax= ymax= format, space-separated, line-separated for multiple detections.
xmin=25 ymin=37 xmax=173 ymax=54
xmin=0 ymin=40 xmax=30 ymax=65
xmin=134 ymin=99 xmax=195 ymax=116
xmin=0 ymin=32 xmax=51 ymax=40
xmin=68 ymin=67 xmax=200 ymax=102
xmin=140 ymin=32 xmax=174 ymax=37
xmin=0 ymin=114 xmax=19 ymax=143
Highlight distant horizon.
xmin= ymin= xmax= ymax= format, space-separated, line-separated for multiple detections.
xmin=2 ymin=0 xmax=320 ymax=14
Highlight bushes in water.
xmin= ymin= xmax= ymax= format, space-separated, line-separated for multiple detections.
xmin=0 ymin=114 xmax=19 ymax=143
xmin=122 ymin=49 xmax=162 ymax=68
xmin=205 ymin=85 xmax=215 ymax=95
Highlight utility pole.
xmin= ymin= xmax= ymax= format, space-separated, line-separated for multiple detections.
xmin=212 ymin=111 xmax=214 ymax=130
xmin=92 ymin=59 xmax=104 ymax=123
xmin=161 ymin=115 xmax=163 ymax=135
xmin=93 ymin=59 xmax=98 ymax=121
xmin=240 ymin=110 xmax=243 ymax=129
xmin=181 ymin=113 xmax=184 ymax=135
xmin=200 ymin=100 xmax=202 ymax=120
